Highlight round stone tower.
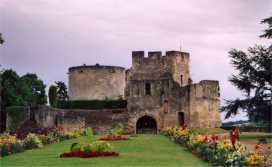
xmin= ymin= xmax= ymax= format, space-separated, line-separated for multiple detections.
xmin=68 ymin=64 xmax=126 ymax=100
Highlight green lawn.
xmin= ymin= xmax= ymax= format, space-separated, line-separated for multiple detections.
xmin=240 ymin=132 xmax=272 ymax=143
xmin=1 ymin=135 xmax=210 ymax=167
xmin=194 ymin=128 xmax=228 ymax=135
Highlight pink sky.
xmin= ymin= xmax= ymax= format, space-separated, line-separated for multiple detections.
xmin=0 ymin=0 xmax=271 ymax=122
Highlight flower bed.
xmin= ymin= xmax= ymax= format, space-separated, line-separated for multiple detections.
xmin=98 ymin=134 xmax=129 ymax=141
xmin=60 ymin=128 xmax=120 ymax=159
xmin=162 ymin=127 xmax=271 ymax=167
xmin=60 ymin=151 xmax=119 ymax=158
xmin=0 ymin=128 xmax=85 ymax=157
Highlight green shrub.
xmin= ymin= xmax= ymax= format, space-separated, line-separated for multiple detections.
xmin=56 ymin=99 xmax=127 ymax=109
xmin=24 ymin=133 xmax=43 ymax=149
xmin=91 ymin=141 xmax=112 ymax=152
xmin=83 ymin=144 xmax=93 ymax=152
xmin=70 ymin=142 xmax=82 ymax=152
xmin=0 ymin=144 xmax=9 ymax=157
xmin=11 ymin=141 xmax=24 ymax=154
xmin=108 ymin=123 xmax=125 ymax=135
xmin=37 ymin=134 xmax=54 ymax=145
xmin=84 ymin=127 xmax=95 ymax=142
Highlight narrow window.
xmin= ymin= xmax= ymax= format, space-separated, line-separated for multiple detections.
xmin=180 ymin=75 xmax=183 ymax=85
xmin=145 ymin=83 xmax=151 ymax=95
xmin=178 ymin=112 xmax=185 ymax=126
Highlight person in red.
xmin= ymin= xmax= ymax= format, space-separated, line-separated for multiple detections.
xmin=230 ymin=127 xmax=237 ymax=149
xmin=235 ymin=127 xmax=241 ymax=141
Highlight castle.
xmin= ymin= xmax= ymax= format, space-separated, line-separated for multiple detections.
xmin=66 ymin=50 xmax=221 ymax=133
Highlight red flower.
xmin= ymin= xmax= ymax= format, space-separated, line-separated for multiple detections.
xmin=211 ymin=134 xmax=219 ymax=141
xmin=60 ymin=151 xmax=119 ymax=158
xmin=204 ymin=136 xmax=209 ymax=143
xmin=255 ymin=144 xmax=262 ymax=151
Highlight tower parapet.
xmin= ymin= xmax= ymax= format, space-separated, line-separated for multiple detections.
xmin=148 ymin=51 xmax=162 ymax=60
xmin=132 ymin=51 xmax=144 ymax=69
xmin=131 ymin=50 xmax=190 ymax=86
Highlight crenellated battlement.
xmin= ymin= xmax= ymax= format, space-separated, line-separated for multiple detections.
xmin=188 ymin=80 xmax=220 ymax=99
xmin=131 ymin=50 xmax=190 ymax=86
xmin=132 ymin=50 xmax=189 ymax=69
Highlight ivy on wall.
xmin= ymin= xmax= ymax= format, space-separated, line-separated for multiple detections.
xmin=6 ymin=106 xmax=28 ymax=131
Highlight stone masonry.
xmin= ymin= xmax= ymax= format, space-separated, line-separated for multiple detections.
xmin=35 ymin=50 xmax=221 ymax=133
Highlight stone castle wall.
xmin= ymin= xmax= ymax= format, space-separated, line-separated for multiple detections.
xmin=33 ymin=50 xmax=221 ymax=134
xmin=34 ymin=106 xmax=128 ymax=133
xmin=186 ymin=80 xmax=221 ymax=128
xmin=131 ymin=51 xmax=190 ymax=86
xmin=69 ymin=65 xmax=126 ymax=100
xmin=127 ymin=51 xmax=221 ymax=132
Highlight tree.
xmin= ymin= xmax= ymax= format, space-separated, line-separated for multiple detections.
xmin=1 ymin=70 xmax=32 ymax=107
xmin=222 ymin=16 xmax=272 ymax=123
xmin=20 ymin=73 xmax=47 ymax=107
xmin=0 ymin=70 xmax=32 ymax=131
xmin=0 ymin=33 xmax=4 ymax=45
xmin=222 ymin=45 xmax=272 ymax=122
xmin=260 ymin=16 xmax=272 ymax=39
xmin=55 ymin=81 xmax=69 ymax=101
xmin=48 ymin=85 xmax=57 ymax=107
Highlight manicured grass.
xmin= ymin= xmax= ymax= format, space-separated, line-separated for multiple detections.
xmin=1 ymin=135 xmax=210 ymax=167
xmin=194 ymin=128 xmax=228 ymax=135
xmin=240 ymin=132 xmax=272 ymax=143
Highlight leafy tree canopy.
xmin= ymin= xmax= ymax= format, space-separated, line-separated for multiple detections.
xmin=0 ymin=33 xmax=4 ymax=45
xmin=222 ymin=45 xmax=272 ymax=122
xmin=1 ymin=70 xmax=47 ymax=108
xmin=222 ymin=16 xmax=272 ymax=123
xmin=260 ymin=16 xmax=272 ymax=39
xmin=1 ymin=70 xmax=31 ymax=107
xmin=55 ymin=81 xmax=69 ymax=101
xmin=48 ymin=85 xmax=57 ymax=107
xmin=21 ymin=73 xmax=47 ymax=106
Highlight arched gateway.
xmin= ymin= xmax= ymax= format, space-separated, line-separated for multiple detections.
xmin=136 ymin=116 xmax=157 ymax=134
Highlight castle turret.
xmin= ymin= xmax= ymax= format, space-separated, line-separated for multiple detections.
xmin=165 ymin=51 xmax=190 ymax=86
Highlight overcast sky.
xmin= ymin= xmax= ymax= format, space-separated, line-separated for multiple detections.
xmin=0 ymin=0 xmax=271 ymax=122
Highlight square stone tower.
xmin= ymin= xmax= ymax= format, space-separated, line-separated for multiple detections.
xmin=126 ymin=50 xmax=221 ymax=133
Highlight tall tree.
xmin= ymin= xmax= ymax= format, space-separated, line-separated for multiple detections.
xmin=222 ymin=46 xmax=272 ymax=122
xmin=21 ymin=73 xmax=47 ymax=107
xmin=1 ymin=70 xmax=32 ymax=107
xmin=222 ymin=16 xmax=272 ymax=122
xmin=48 ymin=85 xmax=57 ymax=107
xmin=260 ymin=16 xmax=272 ymax=39
xmin=55 ymin=81 xmax=69 ymax=101
xmin=0 ymin=33 xmax=4 ymax=45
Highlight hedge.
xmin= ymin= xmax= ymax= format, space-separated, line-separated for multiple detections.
xmin=56 ymin=100 xmax=127 ymax=109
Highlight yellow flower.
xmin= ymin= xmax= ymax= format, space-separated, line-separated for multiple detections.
xmin=176 ymin=129 xmax=189 ymax=137
xmin=196 ymin=135 xmax=206 ymax=143
xmin=218 ymin=140 xmax=232 ymax=150
xmin=247 ymin=153 xmax=264 ymax=166
xmin=0 ymin=134 xmax=17 ymax=145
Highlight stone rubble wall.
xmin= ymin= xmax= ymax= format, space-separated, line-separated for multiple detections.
xmin=186 ymin=80 xmax=221 ymax=128
xmin=34 ymin=106 xmax=128 ymax=133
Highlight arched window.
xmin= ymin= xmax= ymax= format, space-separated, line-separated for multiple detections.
xmin=145 ymin=83 xmax=151 ymax=95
